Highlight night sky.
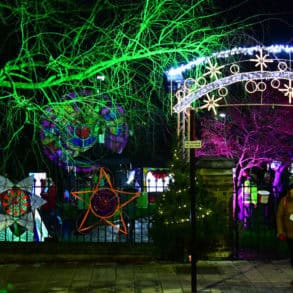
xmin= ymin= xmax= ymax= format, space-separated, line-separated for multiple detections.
xmin=217 ymin=0 xmax=293 ymax=44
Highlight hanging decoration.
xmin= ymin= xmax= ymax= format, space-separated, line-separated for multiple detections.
xmin=71 ymin=167 xmax=140 ymax=234
xmin=40 ymin=91 xmax=129 ymax=172
xmin=0 ymin=175 xmax=47 ymax=240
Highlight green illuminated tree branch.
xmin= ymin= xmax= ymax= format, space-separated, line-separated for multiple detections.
xmin=0 ymin=0 xmax=259 ymax=176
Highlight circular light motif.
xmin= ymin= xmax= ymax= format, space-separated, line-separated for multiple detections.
xmin=257 ymin=81 xmax=267 ymax=92
xmin=90 ymin=189 xmax=119 ymax=218
xmin=184 ymin=78 xmax=197 ymax=89
xmin=1 ymin=189 xmax=30 ymax=217
xmin=245 ymin=80 xmax=257 ymax=93
xmin=218 ymin=87 xmax=228 ymax=97
xmin=278 ymin=62 xmax=288 ymax=71
xmin=271 ymin=78 xmax=281 ymax=89
xmin=196 ymin=76 xmax=207 ymax=87
xmin=176 ymin=89 xmax=186 ymax=101
xmin=230 ymin=64 xmax=240 ymax=74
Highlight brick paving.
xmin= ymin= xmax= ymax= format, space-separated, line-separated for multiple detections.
xmin=0 ymin=259 xmax=293 ymax=292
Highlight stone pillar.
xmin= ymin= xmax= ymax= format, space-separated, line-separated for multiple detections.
xmin=195 ymin=157 xmax=235 ymax=258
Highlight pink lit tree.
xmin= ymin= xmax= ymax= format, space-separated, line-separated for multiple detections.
xmin=195 ymin=89 xmax=293 ymax=190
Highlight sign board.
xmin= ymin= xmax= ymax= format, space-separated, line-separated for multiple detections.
xmin=184 ymin=140 xmax=202 ymax=149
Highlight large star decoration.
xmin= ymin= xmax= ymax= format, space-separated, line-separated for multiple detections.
xmin=71 ymin=168 xmax=140 ymax=235
xmin=0 ymin=175 xmax=46 ymax=232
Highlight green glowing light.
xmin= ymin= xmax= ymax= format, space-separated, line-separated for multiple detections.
xmin=0 ymin=0 xmax=257 ymax=176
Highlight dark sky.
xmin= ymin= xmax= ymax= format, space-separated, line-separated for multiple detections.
xmin=217 ymin=0 xmax=293 ymax=44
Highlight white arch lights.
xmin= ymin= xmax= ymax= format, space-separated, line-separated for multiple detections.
xmin=174 ymin=71 xmax=293 ymax=113
xmin=166 ymin=45 xmax=293 ymax=114
xmin=166 ymin=45 xmax=293 ymax=79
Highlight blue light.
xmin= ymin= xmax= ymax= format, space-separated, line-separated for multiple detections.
xmin=166 ymin=45 xmax=293 ymax=80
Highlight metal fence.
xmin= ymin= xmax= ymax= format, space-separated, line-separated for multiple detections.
xmin=0 ymin=169 xmax=166 ymax=244
xmin=235 ymin=184 xmax=288 ymax=259
xmin=0 ymin=171 xmax=289 ymax=261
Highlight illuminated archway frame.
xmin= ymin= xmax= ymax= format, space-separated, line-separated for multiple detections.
xmin=167 ymin=45 xmax=293 ymax=138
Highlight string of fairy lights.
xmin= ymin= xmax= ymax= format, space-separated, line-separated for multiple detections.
xmin=166 ymin=45 xmax=293 ymax=78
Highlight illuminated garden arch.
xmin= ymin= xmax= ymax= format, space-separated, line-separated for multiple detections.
xmin=166 ymin=45 xmax=293 ymax=141
xmin=165 ymin=45 xmax=293 ymax=267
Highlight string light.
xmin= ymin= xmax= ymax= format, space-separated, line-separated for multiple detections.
xmin=174 ymin=71 xmax=293 ymax=113
xmin=169 ymin=45 xmax=293 ymax=114
xmin=166 ymin=45 xmax=293 ymax=79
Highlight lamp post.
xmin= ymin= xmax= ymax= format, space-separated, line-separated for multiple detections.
xmin=189 ymin=108 xmax=197 ymax=292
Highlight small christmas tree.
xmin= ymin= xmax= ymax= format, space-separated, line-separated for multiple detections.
xmin=151 ymin=144 xmax=214 ymax=260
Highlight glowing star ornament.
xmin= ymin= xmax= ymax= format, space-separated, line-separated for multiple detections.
xmin=0 ymin=175 xmax=46 ymax=233
xmin=199 ymin=94 xmax=222 ymax=115
xmin=249 ymin=49 xmax=273 ymax=71
xmin=204 ymin=59 xmax=224 ymax=80
xmin=71 ymin=168 xmax=140 ymax=234
xmin=279 ymin=79 xmax=293 ymax=103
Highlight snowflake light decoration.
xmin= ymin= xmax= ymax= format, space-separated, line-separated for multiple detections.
xmin=279 ymin=79 xmax=293 ymax=103
xmin=199 ymin=94 xmax=223 ymax=115
xmin=205 ymin=59 xmax=224 ymax=80
xmin=249 ymin=48 xmax=273 ymax=71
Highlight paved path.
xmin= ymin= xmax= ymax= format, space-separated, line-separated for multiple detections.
xmin=0 ymin=259 xmax=293 ymax=292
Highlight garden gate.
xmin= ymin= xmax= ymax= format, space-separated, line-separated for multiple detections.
xmin=166 ymin=44 xmax=293 ymax=259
